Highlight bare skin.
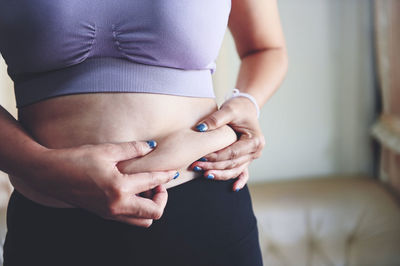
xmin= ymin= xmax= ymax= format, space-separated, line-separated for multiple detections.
xmin=8 ymin=93 xmax=237 ymax=208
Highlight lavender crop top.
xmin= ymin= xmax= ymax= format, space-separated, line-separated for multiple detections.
xmin=0 ymin=0 xmax=231 ymax=108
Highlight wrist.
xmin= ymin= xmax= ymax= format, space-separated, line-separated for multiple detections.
xmin=4 ymin=144 xmax=49 ymax=177
xmin=223 ymin=88 xmax=260 ymax=118
xmin=18 ymin=146 xmax=83 ymax=201
xmin=222 ymin=95 xmax=259 ymax=120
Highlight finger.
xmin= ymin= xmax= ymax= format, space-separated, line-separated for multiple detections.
xmin=191 ymin=154 xmax=253 ymax=171
xmin=113 ymin=216 xmax=154 ymax=228
xmin=109 ymin=140 xmax=157 ymax=162
xmin=195 ymin=107 xmax=235 ymax=132
xmin=142 ymin=184 xmax=166 ymax=199
xmin=204 ymin=162 xmax=250 ymax=181
xmin=205 ymin=137 xmax=261 ymax=162
xmin=149 ymin=184 xmax=168 ymax=220
xmin=131 ymin=189 xmax=167 ymax=220
xmin=113 ymin=191 xmax=165 ymax=220
xmin=128 ymin=170 xmax=178 ymax=194
xmin=233 ymin=167 xmax=249 ymax=192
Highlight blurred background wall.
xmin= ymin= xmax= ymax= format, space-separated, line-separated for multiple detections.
xmin=214 ymin=0 xmax=377 ymax=183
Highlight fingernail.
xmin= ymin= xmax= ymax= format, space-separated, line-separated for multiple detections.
xmin=235 ymin=187 xmax=240 ymax=192
xmin=196 ymin=123 xmax=208 ymax=132
xmin=206 ymin=173 xmax=214 ymax=179
xmin=193 ymin=166 xmax=203 ymax=172
xmin=198 ymin=157 xmax=208 ymax=162
xmin=173 ymin=172 xmax=180 ymax=179
xmin=146 ymin=140 xmax=157 ymax=149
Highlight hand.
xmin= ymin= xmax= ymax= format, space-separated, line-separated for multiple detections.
xmin=31 ymin=140 xmax=178 ymax=228
xmin=190 ymin=96 xmax=265 ymax=191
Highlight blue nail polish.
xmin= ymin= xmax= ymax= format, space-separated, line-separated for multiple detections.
xmin=146 ymin=140 xmax=157 ymax=149
xmin=196 ymin=123 xmax=208 ymax=132
xmin=206 ymin=174 xmax=214 ymax=179
xmin=193 ymin=166 xmax=203 ymax=172
xmin=173 ymin=172 xmax=179 ymax=179
xmin=235 ymin=188 xmax=240 ymax=192
xmin=198 ymin=157 xmax=208 ymax=162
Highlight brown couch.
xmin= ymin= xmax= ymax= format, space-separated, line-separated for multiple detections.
xmin=248 ymin=175 xmax=400 ymax=266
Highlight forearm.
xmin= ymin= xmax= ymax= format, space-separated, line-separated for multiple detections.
xmin=234 ymin=47 xmax=288 ymax=108
xmin=0 ymin=105 xmax=49 ymax=178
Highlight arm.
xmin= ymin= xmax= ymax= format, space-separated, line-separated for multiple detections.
xmin=229 ymin=0 xmax=288 ymax=107
xmin=191 ymin=0 xmax=288 ymax=190
xmin=0 ymin=104 xmax=177 ymax=227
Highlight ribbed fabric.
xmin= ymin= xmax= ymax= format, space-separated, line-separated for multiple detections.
xmin=14 ymin=57 xmax=215 ymax=108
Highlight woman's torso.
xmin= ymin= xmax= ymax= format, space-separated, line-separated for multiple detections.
xmin=1 ymin=0 xmax=233 ymax=207
xmin=9 ymin=94 xmax=221 ymax=207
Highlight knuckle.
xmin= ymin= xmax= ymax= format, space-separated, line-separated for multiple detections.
xmin=221 ymin=174 xmax=232 ymax=181
xmin=127 ymin=141 xmax=143 ymax=155
xmin=230 ymin=160 xmax=239 ymax=169
xmin=148 ymin=173 xmax=161 ymax=188
xmin=108 ymin=178 xmax=124 ymax=198
xmin=107 ymin=201 xmax=122 ymax=217
xmin=216 ymin=172 xmax=228 ymax=180
xmin=223 ymin=102 xmax=235 ymax=115
xmin=152 ymin=208 xmax=164 ymax=220
xmin=208 ymin=114 xmax=219 ymax=128
xmin=144 ymin=172 xmax=166 ymax=190
xmin=212 ymin=153 xmax=221 ymax=162
xmin=252 ymin=136 xmax=265 ymax=152
xmin=135 ymin=207 xmax=145 ymax=218
xmin=228 ymin=148 xmax=238 ymax=160
xmin=259 ymin=135 xmax=266 ymax=149
xmin=252 ymin=138 xmax=260 ymax=151
xmin=102 ymin=143 xmax=116 ymax=155
xmin=255 ymin=151 xmax=263 ymax=159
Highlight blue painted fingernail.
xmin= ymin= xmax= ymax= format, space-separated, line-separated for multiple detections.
xmin=173 ymin=172 xmax=179 ymax=179
xmin=235 ymin=188 xmax=240 ymax=192
xmin=146 ymin=140 xmax=157 ymax=149
xmin=193 ymin=166 xmax=203 ymax=172
xmin=198 ymin=157 xmax=208 ymax=162
xmin=196 ymin=123 xmax=208 ymax=132
xmin=206 ymin=173 xmax=215 ymax=179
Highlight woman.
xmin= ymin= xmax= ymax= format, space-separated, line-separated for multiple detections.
xmin=0 ymin=0 xmax=287 ymax=265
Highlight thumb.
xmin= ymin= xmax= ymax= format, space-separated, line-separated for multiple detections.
xmin=195 ymin=108 xmax=234 ymax=132
xmin=108 ymin=140 xmax=157 ymax=162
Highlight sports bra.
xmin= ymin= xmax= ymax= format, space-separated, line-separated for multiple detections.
xmin=0 ymin=0 xmax=231 ymax=108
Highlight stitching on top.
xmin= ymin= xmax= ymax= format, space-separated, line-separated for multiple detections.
xmin=111 ymin=23 xmax=129 ymax=59
xmin=84 ymin=22 xmax=97 ymax=59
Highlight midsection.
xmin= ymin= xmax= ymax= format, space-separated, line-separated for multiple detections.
xmin=10 ymin=92 xmax=237 ymax=207
xmin=18 ymin=93 xmax=218 ymax=146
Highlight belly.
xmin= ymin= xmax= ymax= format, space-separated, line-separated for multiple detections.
xmin=11 ymin=92 xmax=222 ymax=207
xmin=18 ymin=93 xmax=218 ymax=146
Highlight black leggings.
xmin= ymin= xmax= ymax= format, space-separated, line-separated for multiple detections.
xmin=3 ymin=177 xmax=263 ymax=266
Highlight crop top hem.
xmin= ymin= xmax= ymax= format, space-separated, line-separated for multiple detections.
xmin=14 ymin=57 xmax=216 ymax=108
